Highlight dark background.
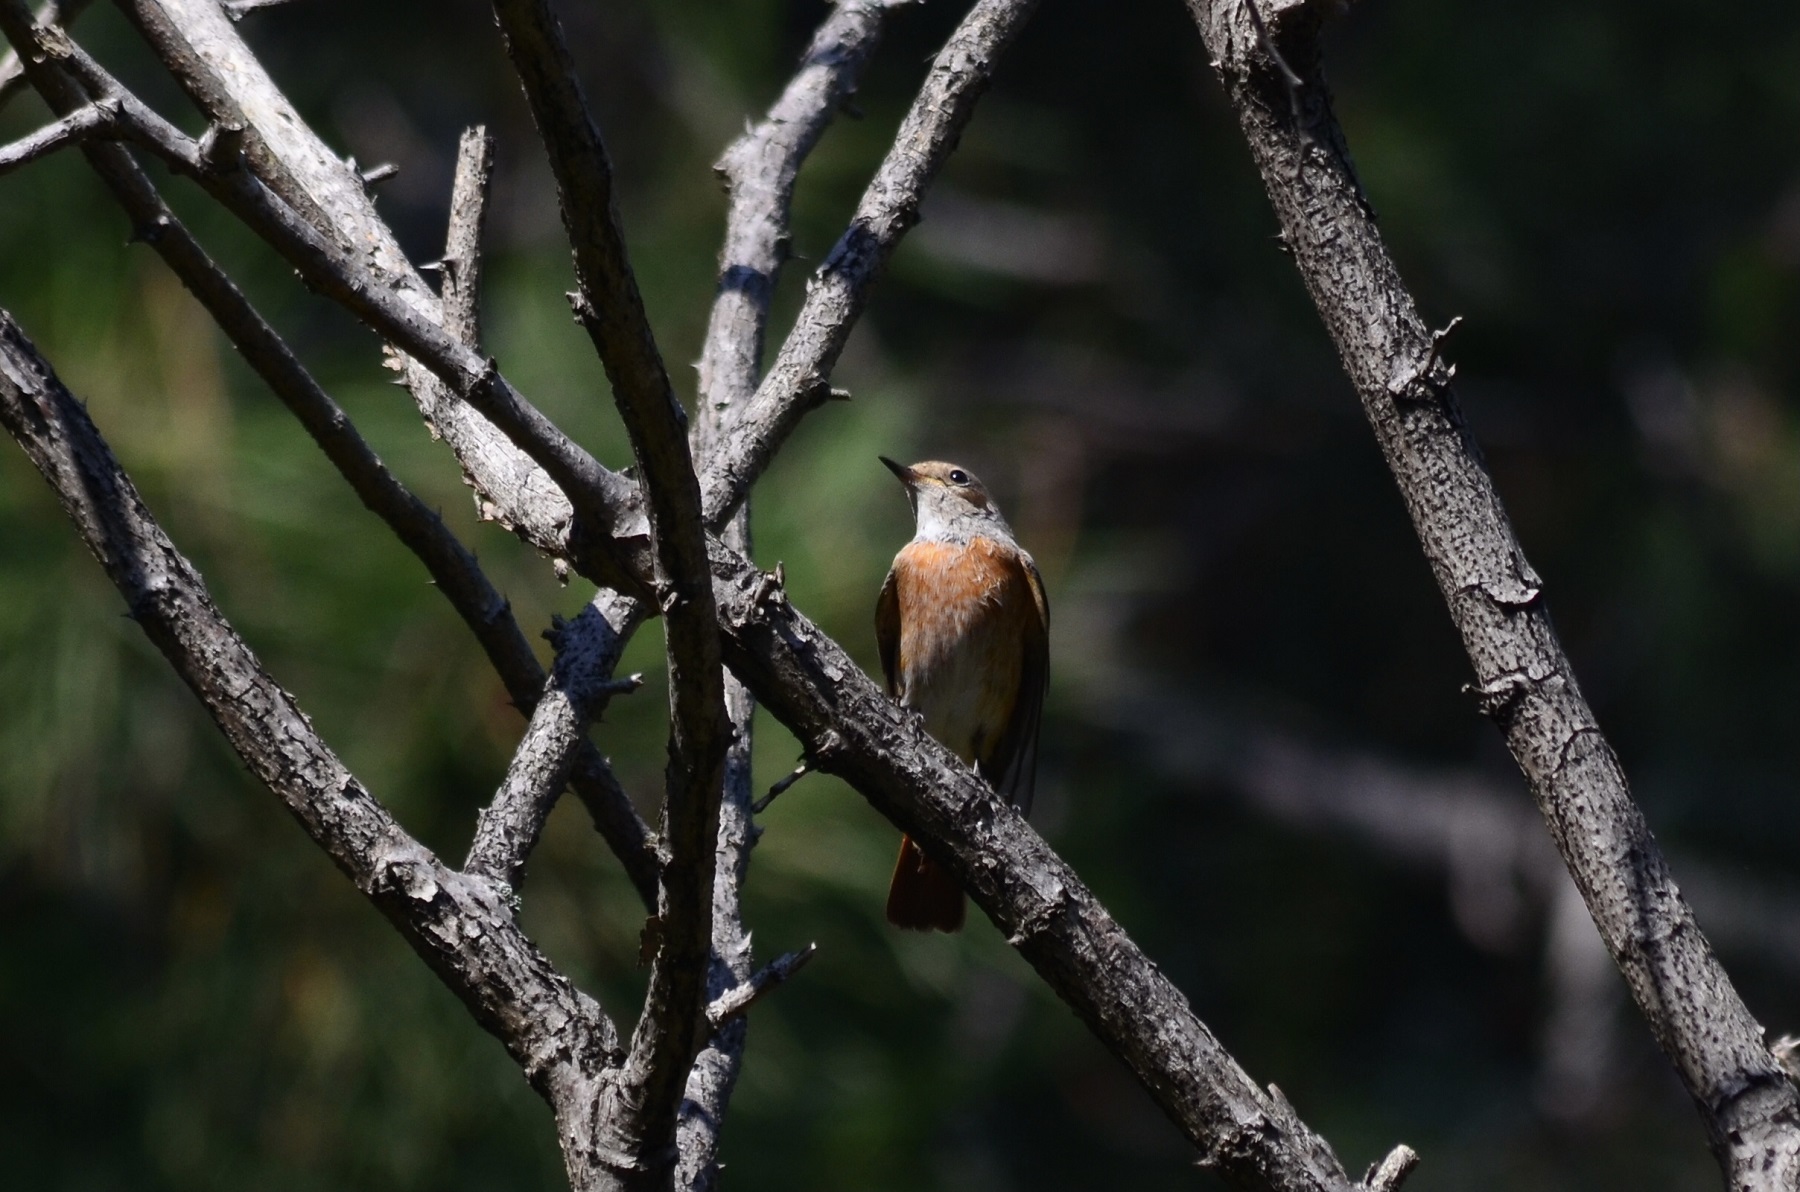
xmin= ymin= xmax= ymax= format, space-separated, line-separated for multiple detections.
xmin=2 ymin=0 xmax=1798 ymax=1188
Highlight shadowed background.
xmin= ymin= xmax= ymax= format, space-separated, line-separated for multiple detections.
xmin=1 ymin=0 xmax=1798 ymax=1188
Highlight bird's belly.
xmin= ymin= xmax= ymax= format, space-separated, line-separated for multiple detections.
xmin=899 ymin=606 xmax=1022 ymax=766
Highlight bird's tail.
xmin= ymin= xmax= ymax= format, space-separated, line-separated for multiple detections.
xmin=885 ymin=835 xmax=965 ymax=932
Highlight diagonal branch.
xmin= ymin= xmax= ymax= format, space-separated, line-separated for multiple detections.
xmin=708 ymin=544 xmax=1411 ymax=1192
xmin=3 ymin=29 xmax=659 ymax=905
xmin=432 ymin=127 xmax=659 ymax=905
xmin=1181 ymin=0 xmax=1800 ymax=1185
xmin=694 ymin=0 xmax=908 ymax=433
xmin=466 ymin=591 xmax=645 ymax=892
xmin=110 ymin=0 xmax=651 ymax=589
xmin=0 ymin=13 xmax=649 ymax=590
xmin=51 ymin=5 xmax=1418 ymax=1187
xmin=488 ymin=2 xmax=731 ymax=1183
xmin=697 ymin=0 xmax=1041 ymax=528
xmin=0 ymin=308 xmax=618 ymax=1104
xmin=677 ymin=8 xmax=905 ymax=1182
xmin=0 ymin=96 xmax=115 ymax=173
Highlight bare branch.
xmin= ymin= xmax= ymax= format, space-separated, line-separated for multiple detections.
xmin=0 ymin=309 xmax=618 ymax=1100
xmin=0 ymin=20 xmax=661 ymax=907
xmin=487 ymin=2 xmax=732 ymax=1182
xmin=0 ymin=15 xmax=651 ymax=589
xmin=1361 ymin=1146 xmax=1419 ymax=1192
xmin=710 ymin=546 xmax=1400 ymax=1191
xmin=0 ymin=97 xmax=115 ymax=174
xmin=111 ymin=0 xmax=647 ymax=586
xmin=703 ymin=945 xmax=816 ymax=1029
xmin=466 ymin=593 xmax=644 ymax=891
xmin=0 ymin=0 xmax=89 ymax=113
xmin=441 ymin=126 xmax=495 ymax=345
xmin=429 ymin=126 xmax=660 ymax=906
xmin=675 ymin=7 xmax=904 ymax=1183
xmin=695 ymin=0 xmax=907 ymax=427
xmin=697 ymin=0 xmax=1040 ymax=528
xmin=43 ymin=5 xmax=1412 ymax=1185
xmin=1183 ymin=1 xmax=1800 ymax=1184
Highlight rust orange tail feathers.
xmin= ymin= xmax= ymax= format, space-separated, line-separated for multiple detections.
xmin=886 ymin=834 xmax=966 ymax=932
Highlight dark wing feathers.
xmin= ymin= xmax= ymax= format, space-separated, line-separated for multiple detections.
xmin=874 ymin=566 xmax=901 ymax=699
xmin=984 ymin=551 xmax=1049 ymax=815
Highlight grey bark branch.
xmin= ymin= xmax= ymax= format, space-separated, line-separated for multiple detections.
xmin=697 ymin=0 xmax=1041 ymax=529
xmin=694 ymin=0 xmax=906 ymax=433
xmin=111 ymin=0 xmax=652 ymax=594
xmin=1 ymin=11 xmax=660 ymax=908
xmin=465 ymin=592 xmax=644 ymax=893
xmin=430 ymin=127 xmax=659 ymax=907
xmin=486 ymin=3 xmax=731 ymax=1185
xmin=0 ymin=308 xmax=621 ymax=1105
xmin=0 ymin=97 xmax=115 ymax=174
xmin=676 ymin=6 xmax=904 ymax=1183
xmin=2 ymin=16 xmax=645 ymax=583
xmin=29 ymin=4 xmax=1418 ymax=1187
xmin=708 ymin=546 xmax=1404 ymax=1192
xmin=1182 ymin=0 xmax=1800 ymax=1185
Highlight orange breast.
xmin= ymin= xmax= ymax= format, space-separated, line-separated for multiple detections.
xmin=890 ymin=537 xmax=1036 ymax=769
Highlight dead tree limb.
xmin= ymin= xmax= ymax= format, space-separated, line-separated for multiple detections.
xmin=1180 ymin=0 xmax=1800 ymax=1185
xmin=0 ymin=309 xmax=621 ymax=1104
xmin=1 ymin=3 xmax=1426 ymax=1187
xmin=487 ymin=4 xmax=732 ymax=1183
xmin=676 ymin=7 xmax=906 ymax=1182
xmin=697 ymin=0 xmax=1042 ymax=528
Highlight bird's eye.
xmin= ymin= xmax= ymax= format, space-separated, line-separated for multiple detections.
xmin=948 ymin=469 xmax=969 ymax=485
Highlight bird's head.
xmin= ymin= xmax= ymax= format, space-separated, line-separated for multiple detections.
xmin=880 ymin=457 xmax=1010 ymax=541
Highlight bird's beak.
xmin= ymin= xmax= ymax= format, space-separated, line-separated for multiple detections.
xmin=879 ymin=456 xmax=916 ymax=486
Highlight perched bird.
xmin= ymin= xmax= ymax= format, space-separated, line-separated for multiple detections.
xmin=875 ymin=458 xmax=1049 ymax=932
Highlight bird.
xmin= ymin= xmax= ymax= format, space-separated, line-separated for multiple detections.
xmin=874 ymin=457 xmax=1049 ymax=932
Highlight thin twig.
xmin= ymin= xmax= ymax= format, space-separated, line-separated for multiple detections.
xmin=1361 ymin=1145 xmax=1420 ymax=1192
xmin=697 ymin=0 xmax=1042 ymax=529
xmin=703 ymin=944 xmax=817 ymax=1029
xmin=752 ymin=759 xmax=812 ymax=814
xmin=223 ymin=0 xmax=294 ymax=21
xmin=0 ymin=98 xmax=115 ymax=174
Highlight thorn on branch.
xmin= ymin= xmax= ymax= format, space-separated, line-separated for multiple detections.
xmin=750 ymin=561 xmax=787 ymax=608
xmin=1385 ymin=316 xmax=1463 ymax=402
xmin=197 ymin=122 xmax=247 ymax=175
xmin=1463 ymin=671 xmax=1533 ymax=725
xmin=753 ymin=757 xmax=812 ymax=814
xmin=1242 ymin=0 xmax=1310 ymax=180
xmin=224 ymin=0 xmax=297 ymax=20
xmin=1774 ymin=1035 xmax=1800 ymax=1085
xmin=1362 ymin=1144 xmax=1421 ymax=1192
xmin=704 ymin=944 xmax=817 ymax=1028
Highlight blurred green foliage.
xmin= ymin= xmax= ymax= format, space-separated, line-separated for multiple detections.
xmin=1 ymin=0 xmax=1798 ymax=1189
